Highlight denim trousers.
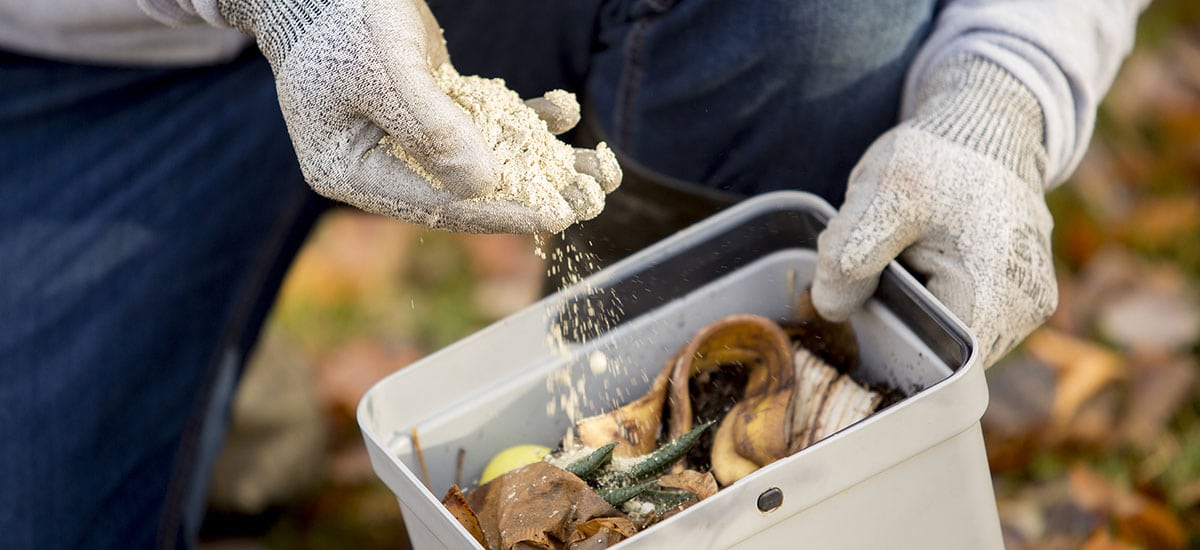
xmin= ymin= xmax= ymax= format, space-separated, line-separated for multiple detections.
xmin=0 ymin=0 xmax=936 ymax=547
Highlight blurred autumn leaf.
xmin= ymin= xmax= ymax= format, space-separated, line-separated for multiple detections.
xmin=988 ymin=3 xmax=1200 ymax=547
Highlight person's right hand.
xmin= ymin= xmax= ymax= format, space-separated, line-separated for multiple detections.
xmin=812 ymin=56 xmax=1058 ymax=367
xmin=217 ymin=0 xmax=619 ymax=233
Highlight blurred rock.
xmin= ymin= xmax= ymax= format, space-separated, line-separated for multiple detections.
xmin=984 ymin=352 xmax=1056 ymax=468
xmin=1096 ymin=276 xmax=1200 ymax=354
xmin=1064 ymin=247 xmax=1200 ymax=354
xmin=1064 ymin=248 xmax=1143 ymax=331
xmin=1121 ymin=355 xmax=1198 ymax=450
xmin=986 ymin=352 xmax=1057 ymax=433
xmin=209 ymin=329 xmax=328 ymax=514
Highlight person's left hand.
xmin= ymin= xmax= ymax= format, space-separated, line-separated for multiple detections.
xmin=208 ymin=0 xmax=618 ymax=234
xmin=812 ymin=55 xmax=1058 ymax=367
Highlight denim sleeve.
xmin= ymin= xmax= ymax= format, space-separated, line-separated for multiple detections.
xmin=901 ymin=0 xmax=1149 ymax=186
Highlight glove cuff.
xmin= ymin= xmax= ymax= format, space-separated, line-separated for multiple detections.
xmin=911 ymin=54 xmax=1048 ymax=189
xmin=218 ymin=0 xmax=333 ymax=62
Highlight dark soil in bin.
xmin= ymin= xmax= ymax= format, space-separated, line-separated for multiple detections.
xmin=682 ymin=364 xmax=749 ymax=471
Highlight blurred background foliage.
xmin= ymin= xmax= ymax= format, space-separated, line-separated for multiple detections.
xmin=200 ymin=2 xmax=1200 ymax=548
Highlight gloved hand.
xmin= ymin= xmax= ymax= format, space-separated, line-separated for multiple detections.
xmin=813 ymin=55 xmax=1058 ymax=367
xmin=216 ymin=0 xmax=619 ymax=233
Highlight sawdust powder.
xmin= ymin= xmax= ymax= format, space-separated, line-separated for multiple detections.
xmin=382 ymin=63 xmax=630 ymax=427
xmin=540 ymin=238 xmax=632 ymax=424
xmin=381 ymin=65 xmax=595 ymax=212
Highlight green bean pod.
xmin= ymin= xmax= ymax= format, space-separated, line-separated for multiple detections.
xmin=644 ymin=488 xmax=697 ymax=513
xmin=564 ymin=442 xmax=617 ymax=479
xmin=598 ymin=479 xmax=657 ymax=507
xmin=622 ymin=421 xmax=715 ymax=482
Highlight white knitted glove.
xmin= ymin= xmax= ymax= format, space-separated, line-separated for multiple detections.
xmin=813 ymin=56 xmax=1058 ymax=367
xmin=216 ymin=0 xmax=619 ymax=233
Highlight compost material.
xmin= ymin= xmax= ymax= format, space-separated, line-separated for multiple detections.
xmin=381 ymin=64 xmax=616 ymax=219
xmin=442 ymin=293 xmax=889 ymax=549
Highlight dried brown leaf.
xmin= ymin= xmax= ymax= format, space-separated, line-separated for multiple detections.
xmin=1066 ymin=465 xmax=1187 ymax=550
xmin=1069 ymin=465 xmax=1118 ymax=513
xmin=568 ymin=517 xmax=636 ymax=548
xmin=442 ymin=484 xmax=487 ymax=547
xmin=657 ymin=470 xmax=719 ymax=500
xmin=1113 ymin=498 xmax=1187 ymax=550
xmin=465 ymin=461 xmax=627 ymax=550
xmin=1115 ymin=195 xmax=1200 ymax=253
xmin=1024 ymin=329 xmax=1127 ymax=430
xmin=1082 ymin=529 xmax=1141 ymax=550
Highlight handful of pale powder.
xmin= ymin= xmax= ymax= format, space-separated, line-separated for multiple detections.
xmin=381 ymin=64 xmax=617 ymax=220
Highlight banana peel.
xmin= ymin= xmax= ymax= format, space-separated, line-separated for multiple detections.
xmin=729 ymin=386 xmax=794 ymax=466
xmin=569 ymin=309 xmax=873 ymax=489
xmin=709 ymin=401 xmax=762 ymax=486
xmin=574 ymin=359 xmax=672 ymax=457
xmin=666 ymin=315 xmax=796 ymax=485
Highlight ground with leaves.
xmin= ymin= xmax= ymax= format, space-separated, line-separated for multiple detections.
xmin=199 ymin=4 xmax=1200 ymax=548
xmin=985 ymin=3 xmax=1200 ymax=547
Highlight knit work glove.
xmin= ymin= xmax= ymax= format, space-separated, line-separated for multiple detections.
xmin=813 ymin=55 xmax=1057 ymax=367
xmin=217 ymin=0 xmax=620 ymax=233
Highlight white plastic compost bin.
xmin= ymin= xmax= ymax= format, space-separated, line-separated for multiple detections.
xmin=358 ymin=191 xmax=1003 ymax=549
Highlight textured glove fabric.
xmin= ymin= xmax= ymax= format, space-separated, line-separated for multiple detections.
xmin=216 ymin=0 xmax=618 ymax=233
xmin=813 ymin=55 xmax=1057 ymax=367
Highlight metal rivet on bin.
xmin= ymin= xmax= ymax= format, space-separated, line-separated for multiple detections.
xmin=756 ymin=487 xmax=783 ymax=513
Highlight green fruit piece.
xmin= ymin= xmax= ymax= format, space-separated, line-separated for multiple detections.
xmin=479 ymin=444 xmax=552 ymax=484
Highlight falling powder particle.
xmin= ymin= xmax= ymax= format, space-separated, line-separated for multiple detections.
xmin=542 ymin=240 xmax=632 ymax=424
xmin=588 ymin=351 xmax=608 ymax=375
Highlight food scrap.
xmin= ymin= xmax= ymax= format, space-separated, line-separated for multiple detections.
xmin=441 ymin=293 xmax=887 ymax=549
